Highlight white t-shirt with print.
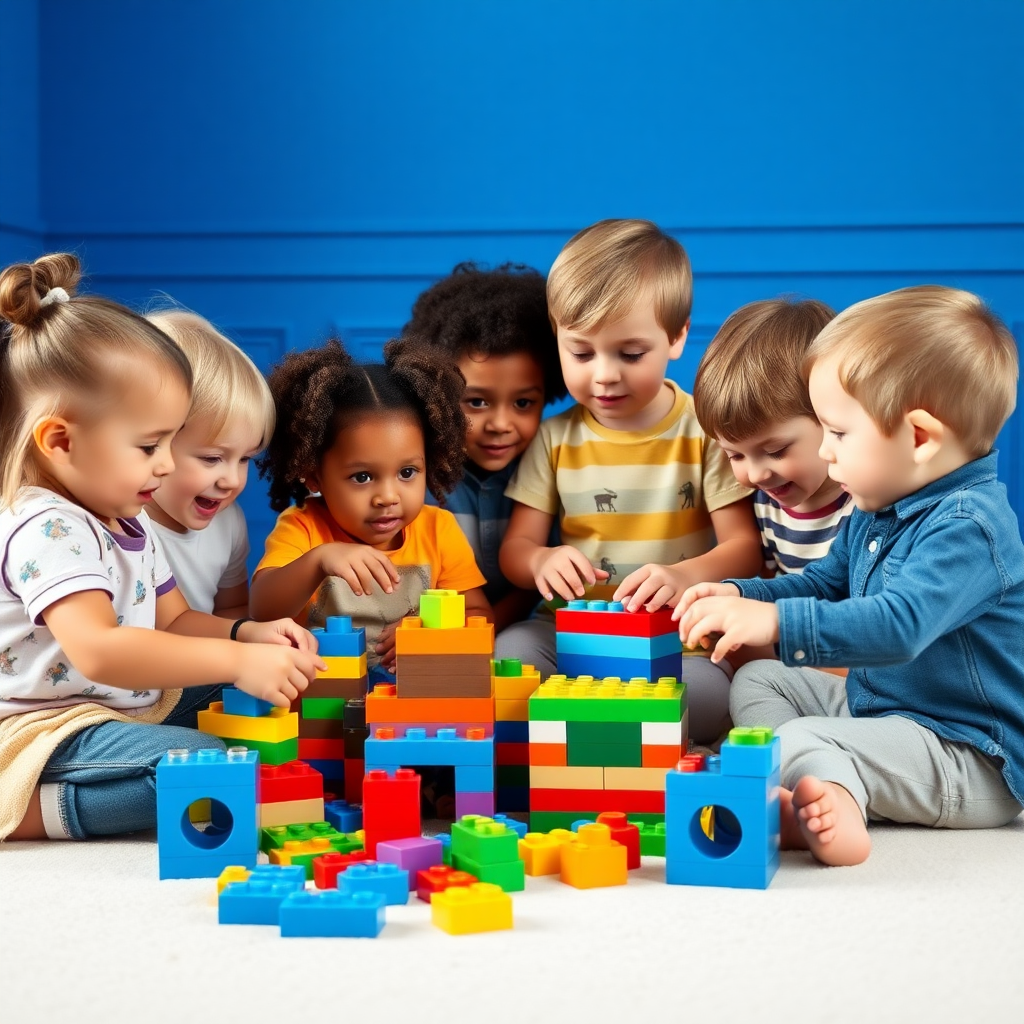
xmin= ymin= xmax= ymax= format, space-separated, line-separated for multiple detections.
xmin=145 ymin=502 xmax=249 ymax=614
xmin=0 ymin=487 xmax=176 ymax=720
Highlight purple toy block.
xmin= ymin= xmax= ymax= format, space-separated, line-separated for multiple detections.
xmin=375 ymin=836 xmax=444 ymax=890
xmin=456 ymin=791 xmax=495 ymax=818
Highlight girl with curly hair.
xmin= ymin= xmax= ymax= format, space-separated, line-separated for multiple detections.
xmin=250 ymin=337 xmax=490 ymax=680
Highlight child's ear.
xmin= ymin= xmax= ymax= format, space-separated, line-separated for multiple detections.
xmin=301 ymin=470 xmax=320 ymax=495
xmin=668 ymin=319 xmax=690 ymax=361
xmin=906 ymin=409 xmax=945 ymax=465
xmin=31 ymin=416 xmax=73 ymax=464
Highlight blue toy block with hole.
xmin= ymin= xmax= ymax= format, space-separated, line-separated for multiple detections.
xmin=455 ymin=764 xmax=495 ymax=791
xmin=311 ymin=616 xmax=367 ymax=658
xmin=221 ymin=686 xmax=275 ymax=718
xmin=555 ymin=651 xmax=682 ymax=682
xmin=338 ymin=862 xmax=410 ymax=905
xmin=324 ymin=799 xmax=363 ymax=833
xmin=555 ymin=631 xmax=682 ymax=659
xmin=218 ymin=864 xmax=306 ymax=924
xmin=364 ymin=728 xmax=494 ymax=767
xmin=156 ymin=747 xmax=259 ymax=879
xmin=665 ymin=736 xmax=781 ymax=889
xmin=279 ymin=889 xmax=387 ymax=937
xmin=494 ymin=720 xmax=529 ymax=743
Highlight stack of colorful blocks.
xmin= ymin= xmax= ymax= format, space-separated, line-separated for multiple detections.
xmin=492 ymin=658 xmax=541 ymax=813
xmin=528 ymin=674 xmax=687 ymax=832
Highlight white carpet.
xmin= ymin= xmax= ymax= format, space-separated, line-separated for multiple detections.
xmin=2 ymin=819 xmax=1022 ymax=1024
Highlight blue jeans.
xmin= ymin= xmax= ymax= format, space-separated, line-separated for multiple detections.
xmin=39 ymin=685 xmax=227 ymax=839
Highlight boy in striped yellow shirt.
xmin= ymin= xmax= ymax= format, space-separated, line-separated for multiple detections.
xmin=498 ymin=219 xmax=763 ymax=742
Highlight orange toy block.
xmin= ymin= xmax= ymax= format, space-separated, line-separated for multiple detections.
xmin=518 ymin=829 xmax=576 ymax=876
xmin=395 ymin=615 xmax=495 ymax=655
xmin=492 ymin=665 xmax=542 ymax=700
xmin=496 ymin=698 xmax=530 ymax=721
xmin=364 ymin=686 xmax=494 ymax=724
xmin=528 ymin=743 xmax=567 ymax=767
xmin=642 ymin=744 xmax=684 ymax=768
xmin=559 ymin=822 xmax=628 ymax=889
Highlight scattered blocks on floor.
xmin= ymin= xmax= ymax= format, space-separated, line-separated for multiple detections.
xmin=416 ymin=865 xmax=479 ymax=903
xmin=279 ymin=889 xmax=387 ymax=938
xmin=559 ymin=822 xmax=628 ymax=889
xmin=431 ymin=882 xmax=513 ymax=935
xmin=218 ymin=864 xmax=306 ymax=925
xmin=338 ymin=862 xmax=410 ymax=905
xmin=376 ymin=836 xmax=444 ymax=888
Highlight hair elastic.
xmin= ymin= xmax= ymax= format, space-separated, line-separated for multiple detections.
xmin=39 ymin=287 xmax=70 ymax=308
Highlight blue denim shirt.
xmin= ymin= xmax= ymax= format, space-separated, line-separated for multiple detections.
xmin=730 ymin=452 xmax=1024 ymax=804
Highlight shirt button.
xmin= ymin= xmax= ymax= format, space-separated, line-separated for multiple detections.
xmin=868 ymin=540 xmax=878 ymax=553
xmin=793 ymin=649 xmax=806 ymax=661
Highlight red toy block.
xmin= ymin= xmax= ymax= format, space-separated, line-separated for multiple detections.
xmin=530 ymin=787 xmax=665 ymax=814
xmin=259 ymin=761 xmax=324 ymax=804
xmin=312 ymin=850 xmax=371 ymax=889
xmin=362 ymin=768 xmax=421 ymax=858
xmin=344 ymin=759 xmax=364 ymax=805
xmin=596 ymin=811 xmax=641 ymax=869
xmin=495 ymin=742 xmax=529 ymax=766
xmin=554 ymin=606 xmax=677 ymax=638
xmin=415 ymin=865 xmax=478 ymax=903
xmin=298 ymin=738 xmax=346 ymax=761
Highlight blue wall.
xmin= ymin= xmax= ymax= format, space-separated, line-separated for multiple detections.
xmin=2 ymin=0 xmax=1022 ymax=568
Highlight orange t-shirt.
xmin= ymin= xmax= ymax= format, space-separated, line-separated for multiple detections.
xmin=256 ymin=498 xmax=486 ymax=669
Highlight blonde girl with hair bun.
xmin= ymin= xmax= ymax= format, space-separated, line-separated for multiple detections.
xmin=0 ymin=253 xmax=324 ymax=843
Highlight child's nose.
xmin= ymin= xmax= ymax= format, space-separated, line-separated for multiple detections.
xmin=486 ymin=407 xmax=512 ymax=432
xmin=594 ymin=355 xmax=619 ymax=383
xmin=750 ymin=462 xmax=775 ymax=484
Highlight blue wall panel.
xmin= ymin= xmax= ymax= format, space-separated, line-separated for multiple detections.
xmin=0 ymin=0 xmax=1020 ymax=568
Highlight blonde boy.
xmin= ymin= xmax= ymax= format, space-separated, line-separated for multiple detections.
xmin=676 ymin=286 xmax=1024 ymax=865
xmin=144 ymin=310 xmax=275 ymax=616
xmin=499 ymin=219 xmax=763 ymax=742
xmin=694 ymin=298 xmax=852 ymax=576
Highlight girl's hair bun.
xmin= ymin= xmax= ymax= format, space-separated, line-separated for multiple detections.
xmin=0 ymin=252 xmax=81 ymax=329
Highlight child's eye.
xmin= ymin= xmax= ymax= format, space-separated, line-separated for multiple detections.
xmin=140 ymin=445 xmax=158 ymax=456
xmin=767 ymin=447 xmax=789 ymax=460
xmin=513 ymin=398 xmax=537 ymax=411
xmin=200 ymin=456 xmax=221 ymax=465
xmin=570 ymin=351 xmax=593 ymax=362
xmin=398 ymin=467 xmax=419 ymax=481
xmin=725 ymin=452 xmax=743 ymax=462
xmin=465 ymin=397 xmax=488 ymax=410
xmin=830 ymin=431 xmax=845 ymax=441
xmin=350 ymin=471 xmax=372 ymax=484
xmin=620 ymin=351 xmax=644 ymax=364
xmin=240 ymin=456 xmax=251 ymax=464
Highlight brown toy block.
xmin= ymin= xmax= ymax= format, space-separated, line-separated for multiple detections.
xmin=298 ymin=717 xmax=347 ymax=740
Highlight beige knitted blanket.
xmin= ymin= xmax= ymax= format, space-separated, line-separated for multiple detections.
xmin=0 ymin=689 xmax=183 ymax=840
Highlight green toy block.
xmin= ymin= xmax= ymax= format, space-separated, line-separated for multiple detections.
xmin=566 ymin=720 xmax=641 ymax=746
xmin=450 ymin=815 xmax=519 ymax=864
xmin=528 ymin=677 xmax=685 ymax=723
xmin=212 ymin=734 xmax=297 ymax=766
xmin=566 ymin=742 xmax=642 ymax=768
xmin=452 ymin=850 xmax=525 ymax=892
xmin=302 ymin=697 xmax=347 ymax=720
xmin=728 ymin=725 xmax=774 ymax=745
xmin=493 ymin=659 xmax=523 ymax=677
xmin=495 ymin=764 xmax=530 ymax=788
xmin=419 ymin=589 xmax=465 ymax=630
xmin=529 ymin=811 xmax=665 ymax=832
xmin=633 ymin=821 xmax=667 ymax=857
xmin=260 ymin=821 xmax=360 ymax=853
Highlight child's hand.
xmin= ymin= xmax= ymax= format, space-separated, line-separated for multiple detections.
xmin=676 ymin=594 xmax=779 ymax=664
xmin=235 ymin=617 xmax=319 ymax=652
xmin=233 ymin=644 xmax=326 ymax=708
xmin=375 ymin=621 xmax=399 ymax=674
xmin=532 ymin=546 xmax=610 ymax=602
xmin=613 ymin=563 xmax=695 ymax=612
xmin=671 ymin=581 xmax=742 ymax=623
xmin=319 ymin=542 xmax=401 ymax=597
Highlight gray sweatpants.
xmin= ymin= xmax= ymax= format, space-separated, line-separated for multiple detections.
xmin=730 ymin=660 xmax=1022 ymax=827
xmin=496 ymin=613 xmax=734 ymax=744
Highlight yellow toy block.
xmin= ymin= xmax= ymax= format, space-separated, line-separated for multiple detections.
xmin=395 ymin=616 xmax=494 ymax=655
xmin=217 ymin=865 xmax=251 ymax=894
xmin=197 ymin=702 xmax=298 ymax=743
xmin=603 ymin=766 xmax=671 ymax=791
xmin=518 ymin=829 xmax=576 ymax=876
xmin=258 ymin=797 xmax=326 ymax=829
xmin=419 ymin=589 xmax=466 ymax=630
xmin=431 ymin=882 xmax=513 ymax=934
xmin=529 ymin=765 xmax=604 ymax=790
xmin=268 ymin=836 xmax=335 ymax=865
xmin=495 ymin=697 xmax=530 ymax=721
xmin=492 ymin=664 xmax=542 ymax=700
xmin=560 ymin=822 xmax=628 ymax=889
xmin=318 ymin=653 xmax=368 ymax=679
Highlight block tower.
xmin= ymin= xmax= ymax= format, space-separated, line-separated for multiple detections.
xmin=555 ymin=600 xmax=682 ymax=682
xmin=364 ymin=590 xmax=498 ymax=818
xmin=665 ymin=726 xmax=781 ymax=889
xmin=528 ymin=674 xmax=687 ymax=832
xmin=492 ymin=658 xmax=541 ymax=814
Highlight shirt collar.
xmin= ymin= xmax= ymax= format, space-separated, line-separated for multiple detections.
xmin=891 ymin=450 xmax=999 ymax=520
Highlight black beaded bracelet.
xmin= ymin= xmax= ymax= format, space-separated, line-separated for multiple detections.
xmin=230 ymin=617 xmax=254 ymax=641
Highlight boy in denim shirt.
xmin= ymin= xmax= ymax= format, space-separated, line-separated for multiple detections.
xmin=676 ymin=286 xmax=1024 ymax=865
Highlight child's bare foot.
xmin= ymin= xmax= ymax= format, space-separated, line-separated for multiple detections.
xmin=778 ymin=787 xmax=809 ymax=851
xmin=791 ymin=776 xmax=871 ymax=866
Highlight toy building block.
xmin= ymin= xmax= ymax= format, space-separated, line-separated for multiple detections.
xmin=324 ymin=799 xmax=362 ymax=834
xmin=494 ymin=720 xmax=529 ymax=743
xmin=454 ymin=764 xmax=495 ymax=792
xmin=419 ymin=589 xmax=466 ymax=630
xmin=310 ymin=616 xmax=367 ymax=658
xmin=456 ymin=791 xmax=495 ymax=818
xmin=362 ymin=768 xmax=421 ymax=857
xmin=365 ymin=686 xmax=495 ymax=725
xmin=376 ymin=837 xmax=444 ymax=888
xmin=437 ymin=833 xmax=452 ymax=866
xmin=530 ymin=787 xmax=665 ymax=814
xmin=491 ymin=659 xmax=542 ymax=699
xmin=528 ymin=719 xmax=567 ymax=744
xmin=279 ymin=889 xmax=387 ymax=938
xmin=156 ymin=747 xmax=259 ymax=880
xmin=566 ymin=719 xmax=642 ymax=767
xmin=299 ymin=675 xmax=367 ymax=702
xmin=395 ymin=615 xmax=494 ymax=655
xmin=301 ymin=696 xmax=347 ymax=720
xmin=556 ymin=651 xmax=682 ymax=682
xmin=642 ymin=745 xmax=686 ymax=769
xmin=343 ymin=759 xmax=364 ymax=806
xmin=495 ymin=698 xmax=530 ymax=721
xmin=312 ymin=850 xmax=371 ymax=889
xmin=431 ymin=882 xmax=512 ymax=935
xmin=527 ymin=742 xmax=568 ymax=767
xmin=338 ymin=862 xmax=410 ymax=905
xmin=665 ymin=732 xmax=781 ymax=890
xmin=221 ymin=687 xmax=275 ymax=718
xmin=365 ymin=726 xmax=494 ymax=767
xmin=495 ymin=787 xmax=529 ymax=813
xmin=518 ymin=830 xmax=576 ymax=876
xmin=197 ymin=702 xmax=298 ymax=744
xmin=495 ymin=742 xmax=528 ymax=766
xmin=395 ymin=654 xmax=494 ymax=699
xmin=560 ymin=822 xmax=628 ymax=889
xmin=451 ymin=815 xmax=525 ymax=891
xmin=555 ymin=600 xmax=678 ymax=637
xmin=299 ymin=738 xmax=346 ymax=761
xmin=416 ymin=865 xmax=478 ymax=903
xmin=319 ymin=654 xmax=369 ymax=680
xmin=603 ymin=767 xmax=673 ymax=792
xmin=596 ymin=811 xmax=641 ymax=869
xmin=529 ymin=765 xmax=604 ymax=790
xmin=218 ymin=864 xmax=307 ymax=925
xmin=259 ymin=797 xmax=326 ymax=829
xmin=259 ymin=761 xmax=324 ymax=804
xmin=270 ymin=837 xmax=343 ymax=878
xmin=556 ymin=630 xmax=682 ymax=660
xmin=491 ymin=814 xmax=528 ymax=838
xmin=634 ymin=821 xmax=667 ymax=857
xmin=217 ymin=865 xmax=251 ymax=894
xmin=260 ymin=820 xmax=352 ymax=852
xmin=529 ymin=676 xmax=686 ymax=723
